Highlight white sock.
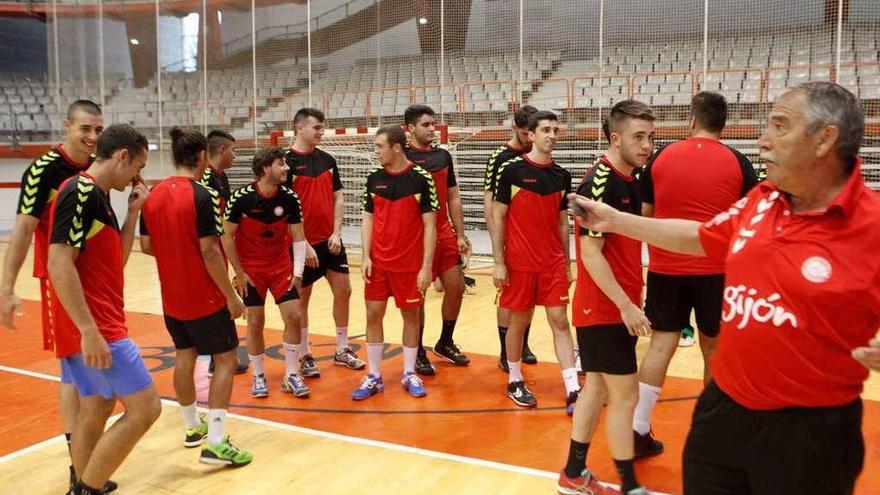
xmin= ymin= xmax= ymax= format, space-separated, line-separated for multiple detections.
xmin=207 ymin=409 xmax=227 ymax=446
xmin=249 ymin=354 xmax=264 ymax=377
xmin=402 ymin=345 xmax=418 ymax=375
xmin=634 ymin=382 xmax=662 ymax=435
xmin=300 ymin=326 xmax=311 ymax=355
xmin=282 ymin=342 xmax=298 ymax=376
xmin=336 ymin=326 xmax=348 ymax=352
xmin=367 ymin=343 xmax=384 ymax=377
xmin=508 ymin=360 xmax=523 ymax=383
xmin=196 ymin=355 xmax=211 ymax=364
xmin=180 ymin=402 xmax=200 ymax=429
xmin=561 ymin=367 xmax=580 ymax=394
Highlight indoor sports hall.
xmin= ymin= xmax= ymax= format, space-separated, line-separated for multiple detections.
xmin=0 ymin=1 xmax=879 ymax=494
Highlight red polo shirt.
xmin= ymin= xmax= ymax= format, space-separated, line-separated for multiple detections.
xmin=699 ymin=162 xmax=880 ymax=410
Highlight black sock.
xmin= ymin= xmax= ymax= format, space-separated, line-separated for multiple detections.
xmin=65 ymin=432 xmax=72 ymax=455
xmin=498 ymin=326 xmax=508 ymax=357
xmin=418 ymin=325 xmax=425 ymax=352
xmin=439 ymin=320 xmax=456 ymax=346
xmin=614 ymin=458 xmax=639 ymax=493
xmin=523 ymin=325 xmax=532 ymax=349
xmin=564 ymin=439 xmax=589 ymax=478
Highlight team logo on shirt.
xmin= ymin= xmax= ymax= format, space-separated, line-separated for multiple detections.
xmin=722 ymin=285 xmax=798 ymax=330
xmin=801 ymin=256 xmax=832 ymax=284
xmin=274 ymin=206 xmax=284 ymax=217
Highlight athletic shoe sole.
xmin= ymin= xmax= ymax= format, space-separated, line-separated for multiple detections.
xmin=301 ymin=369 xmax=321 ymax=378
xmin=431 ymin=348 xmax=470 ymax=366
xmin=334 ymin=359 xmax=366 ymax=370
xmin=184 ymin=435 xmax=206 ymax=448
xmin=281 ymin=385 xmax=311 ymax=398
xmin=507 ymin=392 xmax=537 ymax=408
xmin=352 ymin=388 xmax=384 ymax=401
xmin=198 ymin=455 xmax=252 ymax=467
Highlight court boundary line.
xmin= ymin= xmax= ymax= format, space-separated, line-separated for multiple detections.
xmin=0 ymin=364 xmax=672 ymax=494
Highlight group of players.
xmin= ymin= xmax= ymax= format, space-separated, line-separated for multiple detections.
xmin=4 ymin=78 xmax=880 ymax=495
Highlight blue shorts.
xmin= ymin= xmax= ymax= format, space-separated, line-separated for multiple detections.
xmin=60 ymin=338 xmax=154 ymax=400
xmin=60 ymin=361 xmax=73 ymax=384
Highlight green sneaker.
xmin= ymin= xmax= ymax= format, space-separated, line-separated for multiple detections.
xmin=199 ymin=437 xmax=253 ymax=467
xmin=184 ymin=418 xmax=208 ymax=448
xmin=679 ymin=324 xmax=696 ymax=348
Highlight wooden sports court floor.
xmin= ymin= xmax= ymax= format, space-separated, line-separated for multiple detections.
xmin=1 ymin=244 xmax=879 ymax=494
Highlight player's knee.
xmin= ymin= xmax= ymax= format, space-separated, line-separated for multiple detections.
xmin=247 ymin=311 xmax=265 ymax=328
xmin=335 ymin=283 xmax=352 ymax=300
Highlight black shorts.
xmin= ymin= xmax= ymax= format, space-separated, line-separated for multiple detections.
xmin=576 ymin=324 xmax=638 ymax=375
xmin=301 ymin=240 xmax=350 ymax=288
xmin=164 ymin=308 xmax=239 ymax=355
xmin=645 ymin=272 xmax=724 ymax=337
xmin=242 ymin=282 xmax=299 ymax=307
xmin=683 ymin=381 xmax=864 ymax=495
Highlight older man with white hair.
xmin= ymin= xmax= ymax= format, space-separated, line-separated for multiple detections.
xmin=570 ymin=81 xmax=879 ymax=494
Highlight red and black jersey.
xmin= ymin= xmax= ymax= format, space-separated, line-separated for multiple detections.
xmin=405 ymin=144 xmax=457 ymax=231
xmin=641 ymin=137 xmax=757 ymax=275
xmin=494 ymin=155 xmax=571 ymax=272
xmin=362 ymin=164 xmax=439 ymax=272
xmin=573 ymin=157 xmax=643 ymax=327
xmin=226 ymin=183 xmax=303 ymax=273
xmin=484 ymin=143 xmax=527 ymax=194
xmin=285 ymin=147 xmax=343 ymax=244
xmin=140 ymin=177 xmax=226 ymax=321
xmin=48 ymin=173 xmax=126 ymax=358
xmin=18 ymin=145 xmax=92 ymax=280
xmin=199 ymin=165 xmax=231 ymax=210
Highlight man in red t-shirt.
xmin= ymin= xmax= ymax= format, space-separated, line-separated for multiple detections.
xmin=491 ymin=111 xmax=579 ymax=409
xmin=632 ymin=92 xmax=758 ymax=457
xmin=286 ymin=108 xmax=364 ymax=378
xmin=140 ymin=128 xmax=251 ymax=468
xmin=483 ymin=105 xmax=540 ymax=371
xmin=558 ymin=101 xmax=656 ymax=495
xmin=352 ymin=125 xmax=438 ymax=401
xmin=48 ymin=124 xmax=159 ymax=495
xmin=223 ymin=147 xmax=308 ymax=399
xmin=571 ymin=82 xmax=878 ymax=494
xmin=404 ymin=104 xmax=471 ymax=374
xmin=0 ymin=100 xmax=107 ymax=490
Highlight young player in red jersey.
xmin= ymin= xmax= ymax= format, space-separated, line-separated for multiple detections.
xmin=572 ymin=82 xmax=878 ymax=495
xmin=286 ymin=108 xmax=364 ymax=377
xmin=0 ymin=100 xmax=114 ymax=492
xmin=223 ymin=147 xmax=309 ymax=399
xmin=491 ymin=111 xmax=579 ymax=410
xmin=352 ymin=125 xmax=438 ymax=401
xmin=483 ymin=105 xmax=541 ymax=372
xmin=404 ymin=104 xmax=471 ymax=374
xmin=48 ymin=124 xmax=159 ymax=495
xmin=140 ymin=128 xmax=251 ymax=468
xmin=632 ymin=92 xmax=757 ymax=457
xmin=557 ymin=101 xmax=657 ymax=495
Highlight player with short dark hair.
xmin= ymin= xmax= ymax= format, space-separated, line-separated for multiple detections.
xmin=351 ymin=125 xmax=438 ymax=401
xmin=140 ymin=127 xmax=252 ymax=468
xmin=286 ymin=107 xmax=365 ymax=377
xmin=48 ymin=124 xmax=159 ymax=495
xmin=484 ymin=104 xmax=540 ymax=371
xmin=223 ymin=147 xmax=310 ymax=399
xmin=558 ymin=100 xmax=656 ymax=495
xmin=0 ymin=99 xmax=110 ymax=492
xmin=632 ymin=92 xmax=757 ymax=458
xmin=491 ymin=111 xmax=579 ymax=410
xmin=404 ymin=104 xmax=471 ymax=374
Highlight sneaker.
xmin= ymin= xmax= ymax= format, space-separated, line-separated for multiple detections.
xmin=679 ymin=325 xmax=695 ymax=347
xmin=184 ymin=417 xmax=208 ymax=447
xmin=415 ymin=348 xmax=436 ymax=376
xmin=556 ymin=469 xmax=621 ymax=495
xmin=69 ymin=466 xmax=118 ymax=494
xmin=432 ymin=341 xmax=470 ymax=366
xmin=199 ymin=437 xmax=253 ymax=467
xmin=401 ymin=371 xmax=427 ymax=398
xmin=522 ymin=343 xmax=538 ymax=365
xmin=507 ymin=380 xmax=537 ymax=408
xmin=565 ymin=390 xmax=580 ymax=416
xmin=626 ymin=488 xmax=650 ymax=495
xmin=351 ymin=374 xmax=384 ymax=401
xmin=281 ymin=373 xmax=311 ymax=397
xmin=251 ymin=374 xmax=269 ymax=398
xmin=634 ymin=430 xmax=664 ymax=458
xmin=498 ymin=356 xmax=509 ymax=373
xmin=334 ymin=348 xmax=366 ymax=370
xmin=463 ymin=275 xmax=476 ymax=295
xmin=300 ymin=354 xmax=320 ymax=378
xmin=574 ymin=348 xmax=584 ymax=375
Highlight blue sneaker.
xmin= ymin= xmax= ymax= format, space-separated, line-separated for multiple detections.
xmin=401 ymin=372 xmax=427 ymax=398
xmin=251 ymin=374 xmax=269 ymax=398
xmin=351 ymin=374 xmax=384 ymax=401
xmin=281 ymin=373 xmax=311 ymax=398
